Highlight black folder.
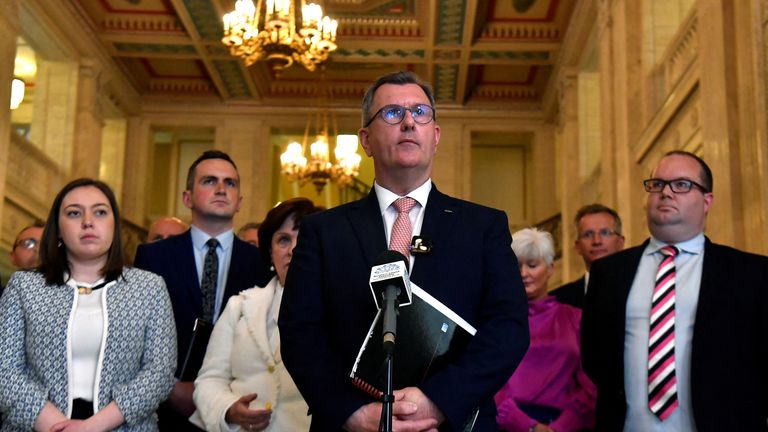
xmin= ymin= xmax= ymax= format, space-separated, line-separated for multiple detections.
xmin=179 ymin=318 xmax=213 ymax=381
xmin=350 ymin=284 xmax=479 ymax=431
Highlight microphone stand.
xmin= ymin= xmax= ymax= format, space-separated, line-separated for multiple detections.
xmin=379 ymin=351 xmax=394 ymax=432
xmin=379 ymin=285 xmax=399 ymax=432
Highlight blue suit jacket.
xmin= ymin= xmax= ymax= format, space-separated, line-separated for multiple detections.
xmin=279 ymin=186 xmax=530 ymax=431
xmin=581 ymin=238 xmax=768 ymax=431
xmin=134 ymin=230 xmax=272 ymax=376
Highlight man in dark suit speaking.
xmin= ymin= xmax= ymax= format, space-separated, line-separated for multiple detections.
xmin=135 ymin=150 xmax=271 ymax=430
xmin=582 ymin=150 xmax=768 ymax=431
xmin=279 ymin=71 xmax=529 ymax=431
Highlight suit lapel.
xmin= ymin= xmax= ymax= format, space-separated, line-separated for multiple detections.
xmin=347 ymin=190 xmax=388 ymax=268
xmin=693 ymin=238 xmax=718 ymax=330
xmin=177 ymin=231 xmax=203 ymax=311
xmin=410 ymin=186 xmax=458 ymax=285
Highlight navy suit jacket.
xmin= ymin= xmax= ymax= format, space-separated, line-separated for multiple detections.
xmin=279 ymin=186 xmax=530 ymax=431
xmin=134 ymin=230 xmax=272 ymax=376
xmin=581 ymin=238 xmax=768 ymax=431
xmin=551 ymin=276 xmax=586 ymax=309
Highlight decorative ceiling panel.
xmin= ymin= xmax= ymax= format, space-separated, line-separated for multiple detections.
xmin=74 ymin=0 xmax=575 ymax=110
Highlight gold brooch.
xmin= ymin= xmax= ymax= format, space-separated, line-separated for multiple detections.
xmin=77 ymin=286 xmax=93 ymax=295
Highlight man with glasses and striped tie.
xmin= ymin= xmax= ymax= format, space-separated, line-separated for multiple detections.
xmin=582 ymin=150 xmax=768 ymax=431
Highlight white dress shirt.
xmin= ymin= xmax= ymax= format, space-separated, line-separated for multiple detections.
xmin=374 ymin=178 xmax=432 ymax=270
xmin=623 ymin=233 xmax=704 ymax=431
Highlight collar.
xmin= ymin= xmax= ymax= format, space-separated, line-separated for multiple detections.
xmin=190 ymin=225 xmax=234 ymax=252
xmin=646 ymin=232 xmax=705 ymax=256
xmin=374 ymin=178 xmax=432 ymax=215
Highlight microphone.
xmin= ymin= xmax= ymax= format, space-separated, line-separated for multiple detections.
xmin=369 ymin=250 xmax=412 ymax=355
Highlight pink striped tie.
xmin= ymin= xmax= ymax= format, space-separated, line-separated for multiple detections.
xmin=648 ymin=245 xmax=680 ymax=420
xmin=389 ymin=197 xmax=417 ymax=258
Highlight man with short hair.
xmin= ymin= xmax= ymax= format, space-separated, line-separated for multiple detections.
xmin=279 ymin=71 xmax=529 ymax=431
xmin=237 ymin=222 xmax=260 ymax=247
xmin=551 ymin=204 xmax=624 ymax=308
xmin=582 ymin=151 xmax=768 ymax=431
xmin=10 ymin=220 xmax=45 ymax=270
xmin=135 ymin=150 xmax=272 ymax=431
xmin=147 ymin=216 xmax=189 ymax=242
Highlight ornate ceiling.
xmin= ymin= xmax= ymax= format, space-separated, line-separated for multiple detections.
xmin=72 ymin=0 xmax=575 ymax=110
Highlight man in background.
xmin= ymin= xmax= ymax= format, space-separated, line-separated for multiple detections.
xmin=135 ymin=150 xmax=272 ymax=431
xmin=237 ymin=222 xmax=260 ymax=247
xmin=10 ymin=220 xmax=44 ymax=270
xmin=551 ymin=203 xmax=624 ymax=308
xmin=147 ymin=216 xmax=188 ymax=242
xmin=582 ymin=151 xmax=768 ymax=430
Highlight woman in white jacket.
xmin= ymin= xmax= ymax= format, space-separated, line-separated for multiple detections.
xmin=191 ymin=198 xmax=322 ymax=432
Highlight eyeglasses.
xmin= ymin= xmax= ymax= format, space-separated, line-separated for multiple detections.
xmin=14 ymin=238 xmax=38 ymax=250
xmin=364 ymin=104 xmax=435 ymax=127
xmin=578 ymin=229 xmax=620 ymax=241
xmin=643 ymin=178 xmax=709 ymax=194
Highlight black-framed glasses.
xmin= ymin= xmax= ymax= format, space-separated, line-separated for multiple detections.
xmin=643 ymin=178 xmax=709 ymax=194
xmin=578 ymin=229 xmax=620 ymax=241
xmin=364 ymin=104 xmax=435 ymax=127
xmin=14 ymin=238 xmax=38 ymax=250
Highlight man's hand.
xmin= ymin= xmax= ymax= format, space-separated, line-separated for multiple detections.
xmin=343 ymin=394 xmax=439 ymax=432
xmin=167 ymin=381 xmax=196 ymax=417
xmin=225 ymin=394 xmax=272 ymax=431
xmin=393 ymin=387 xmax=444 ymax=426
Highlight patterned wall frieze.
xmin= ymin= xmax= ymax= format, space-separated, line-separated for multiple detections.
xmin=661 ymin=13 xmax=698 ymax=95
xmin=212 ymin=60 xmax=252 ymax=98
xmin=148 ymin=78 xmax=215 ymax=95
xmin=338 ymin=17 xmax=421 ymax=37
xmin=267 ymin=81 xmax=365 ymax=99
xmin=114 ymin=42 xmax=197 ymax=55
xmin=100 ymin=15 xmax=184 ymax=33
xmin=470 ymin=50 xmax=550 ymax=61
xmin=181 ymin=0 xmax=223 ymax=40
xmin=435 ymin=0 xmax=466 ymax=45
xmin=334 ymin=48 xmax=425 ymax=59
xmin=433 ymin=64 xmax=459 ymax=102
xmin=472 ymin=84 xmax=539 ymax=100
xmin=479 ymin=22 xmax=560 ymax=41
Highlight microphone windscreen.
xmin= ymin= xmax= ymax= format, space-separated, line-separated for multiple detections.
xmin=375 ymin=250 xmax=409 ymax=267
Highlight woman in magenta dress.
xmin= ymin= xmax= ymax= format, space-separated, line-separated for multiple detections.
xmin=495 ymin=228 xmax=596 ymax=432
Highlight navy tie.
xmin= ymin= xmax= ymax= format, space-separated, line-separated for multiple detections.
xmin=201 ymin=238 xmax=219 ymax=322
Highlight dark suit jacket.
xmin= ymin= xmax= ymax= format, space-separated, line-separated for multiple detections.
xmin=279 ymin=186 xmax=530 ymax=431
xmin=134 ymin=230 xmax=272 ymax=376
xmin=581 ymin=237 xmax=768 ymax=431
xmin=551 ymin=276 xmax=586 ymax=308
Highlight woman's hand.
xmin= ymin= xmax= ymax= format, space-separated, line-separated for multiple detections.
xmin=225 ymin=394 xmax=272 ymax=431
xmin=532 ymin=423 xmax=554 ymax=432
xmin=49 ymin=419 xmax=92 ymax=432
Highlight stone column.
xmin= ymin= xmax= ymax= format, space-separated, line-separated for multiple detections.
xmin=0 ymin=0 xmax=21 ymax=230
xmin=120 ymin=116 xmax=152 ymax=226
xmin=600 ymin=0 xmax=646 ymax=244
xmin=70 ymin=59 xmax=104 ymax=179
xmin=557 ymin=72 xmax=582 ymax=281
xmin=216 ymin=117 xmax=271 ymax=229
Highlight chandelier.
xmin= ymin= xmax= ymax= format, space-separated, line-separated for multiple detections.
xmin=221 ymin=0 xmax=338 ymax=73
xmin=279 ymin=92 xmax=361 ymax=193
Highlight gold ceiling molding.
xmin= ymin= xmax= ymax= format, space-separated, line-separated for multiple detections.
xmin=338 ymin=17 xmax=420 ymax=37
xmin=480 ymin=22 xmax=560 ymax=40
xmin=100 ymin=15 xmax=184 ymax=33
xmin=473 ymin=85 xmax=539 ymax=100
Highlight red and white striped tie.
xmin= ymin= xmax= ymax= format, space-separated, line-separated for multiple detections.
xmin=648 ymin=245 xmax=680 ymax=420
xmin=389 ymin=197 xmax=417 ymax=258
